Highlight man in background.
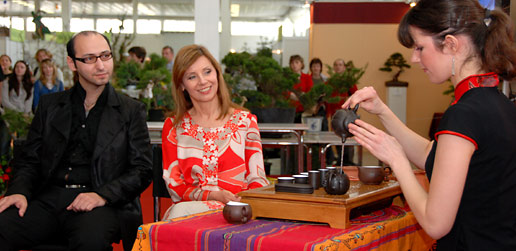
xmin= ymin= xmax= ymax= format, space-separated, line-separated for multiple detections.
xmin=128 ymin=46 xmax=147 ymax=65
xmin=162 ymin=45 xmax=174 ymax=73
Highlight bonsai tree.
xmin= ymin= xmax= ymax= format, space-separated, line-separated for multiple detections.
xmin=113 ymin=54 xmax=174 ymax=114
xmin=113 ymin=60 xmax=140 ymax=88
xmin=297 ymin=60 xmax=367 ymax=116
xmin=379 ymin=52 xmax=411 ymax=83
xmin=222 ymin=48 xmax=298 ymax=109
xmin=139 ymin=54 xmax=173 ymax=112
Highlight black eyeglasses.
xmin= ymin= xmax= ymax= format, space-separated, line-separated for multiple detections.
xmin=74 ymin=52 xmax=113 ymax=64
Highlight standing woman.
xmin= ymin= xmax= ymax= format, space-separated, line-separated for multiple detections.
xmin=344 ymin=0 xmax=516 ymax=250
xmin=289 ymin=55 xmax=314 ymax=120
xmin=309 ymin=58 xmax=327 ymax=85
xmin=32 ymin=59 xmax=64 ymax=111
xmin=2 ymin=61 xmax=33 ymax=114
xmin=161 ymin=45 xmax=269 ymax=219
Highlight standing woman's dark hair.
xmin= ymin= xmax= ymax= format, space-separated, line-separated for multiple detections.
xmin=398 ymin=0 xmax=516 ymax=80
xmin=8 ymin=61 xmax=33 ymax=100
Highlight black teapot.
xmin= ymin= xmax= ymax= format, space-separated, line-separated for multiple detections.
xmin=331 ymin=104 xmax=360 ymax=141
xmin=324 ymin=171 xmax=350 ymax=195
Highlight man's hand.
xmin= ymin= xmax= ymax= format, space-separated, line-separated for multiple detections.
xmin=66 ymin=192 xmax=107 ymax=212
xmin=0 ymin=194 xmax=28 ymax=217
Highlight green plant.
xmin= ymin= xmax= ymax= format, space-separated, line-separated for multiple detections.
xmin=114 ymin=61 xmax=140 ymax=88
xmin=114 ymin=54 xmax=174 ymax=112
xmin=0 ymin=109 xmax=33 ymax=139
xmin=379 ymin=52 xmax=411 ymax=82
xmin=222 ymin=48 xmax=298 ymax=109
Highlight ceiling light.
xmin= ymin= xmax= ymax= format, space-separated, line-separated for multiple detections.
xmin=230 ymin=4 xmax=239 ymax=17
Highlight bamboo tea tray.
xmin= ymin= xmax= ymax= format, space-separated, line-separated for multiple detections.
xmin=239 ymin=180 xmax=401 ymax=229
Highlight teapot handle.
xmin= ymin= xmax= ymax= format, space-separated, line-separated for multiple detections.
xmin=352 ymin=104 xmax=360 ymax=113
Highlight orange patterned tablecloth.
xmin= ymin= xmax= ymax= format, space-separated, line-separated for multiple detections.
xmin=133 ymin=205 xmax=434 ymax=251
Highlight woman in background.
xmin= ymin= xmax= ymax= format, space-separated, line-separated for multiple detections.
xmin=0 ymin=54 xmax=12 ymax=82
xmin=161 ymin=45 xmax=269 ymax=219
xmin=309 ymin=57 xmax=327 ymax=85
xmin=32 ymin=59 xmax=64 ymax=111
xmin=289 ymin=55 xmax=313 ymax=121
xmin=2 ymin=60 xmax=33 ymax=114
xmin=344 ymin=0 xmax=516 ymax=249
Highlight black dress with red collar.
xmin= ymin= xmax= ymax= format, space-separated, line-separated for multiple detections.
xmin=425 ymin=72 xmax=516 ymax=250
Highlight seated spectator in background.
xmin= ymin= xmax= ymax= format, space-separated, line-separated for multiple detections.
xmin=33 ymin=49 xmax=67 ymax=88
xmin=162 ymin=45 xmax=174 ymax=72
xmin=2 ymin=60 xmax=33 ymax=114
xmin=32 ymin=59 xmax=64 ymax=111
xmin=289 ymin=55 xmax=313 ymax=121
xmin=128 ymin=46 xmax=146 ymax=65
xmin=161 ymin=44 xmax=269 ymax=219
xmin=0 ymin=54 xmax=12 ymax=82
xmin=0 ymin=30 xmax=152 ymax=251
xmin=309 ymin=57 xmax=327 ymax=85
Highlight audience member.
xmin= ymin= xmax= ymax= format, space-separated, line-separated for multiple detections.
xmin=289 ymin=55 xmax=314 ymax=121
xmin=0 ymin=30 xmax=153 ymax=251
xmin=161 ymin=44 xmax=269 ymax=219
xmin=1 ymin=60 xmax=33 ymax=114
xmin=128 ymin=46 xmax=147 ymax=64
xmin=32 ymin=58 xmax=64 ymax=111
xmin=309 ymin=57 xmax=327 ymax=85
xmin=344 ymin=0 xmax=516 ymax=249
xmin=33 ymin=49 xmax=67 ymax=88
xmin=162 ymin=45 xmax=174 ymax=72
xmin=0 ymin=54 xmax=12 ymax=82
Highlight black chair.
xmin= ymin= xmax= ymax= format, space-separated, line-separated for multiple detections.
xmin=152 ymin=145 xmax=170 ymax=222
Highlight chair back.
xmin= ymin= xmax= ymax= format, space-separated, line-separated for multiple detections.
xmin=152 ymin=145 xmax=169 ymax=221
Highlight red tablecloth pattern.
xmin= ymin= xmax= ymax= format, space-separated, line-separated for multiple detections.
xmin=133 ymin=205 xmax=434 ymax=251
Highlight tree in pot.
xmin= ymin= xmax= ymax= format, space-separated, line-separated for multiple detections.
xmin=114 ymin=54 xmax=174 ymax=121
xmin=379 ymin=52 xmax=411 ymax=86
xmin=222 ymin=47 xmax=299 ymax=123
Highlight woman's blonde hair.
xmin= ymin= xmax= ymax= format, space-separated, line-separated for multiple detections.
xmin=171 ymin=44 xmax=245 ymax=126
xmin=38 ymin=59 xmax=57 ymax=85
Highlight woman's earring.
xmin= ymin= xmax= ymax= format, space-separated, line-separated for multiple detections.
xmin=451 ymin=57 xmax=455 ymax=76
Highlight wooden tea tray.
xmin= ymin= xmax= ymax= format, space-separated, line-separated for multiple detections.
xmin=239 ymin=180 xmax=401 ymax=229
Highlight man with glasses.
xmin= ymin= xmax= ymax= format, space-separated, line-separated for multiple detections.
xmin=0 ymin=31 xmax=153 ymax=251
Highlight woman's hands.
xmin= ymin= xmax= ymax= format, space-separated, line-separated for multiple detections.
xmin=208 ymin=190 xmax=241 ymax=204
xmin=342 ymin=86 xmax=388 ymax=116
xmin=348 ymin=119 xmax=408 ymax=169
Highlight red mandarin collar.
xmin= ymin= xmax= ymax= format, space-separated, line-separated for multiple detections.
xmin=452 ymin=72 xmax=499 ymax=105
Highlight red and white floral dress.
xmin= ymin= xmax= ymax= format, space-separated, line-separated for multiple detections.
xmin=161 ymin=109 xmax=269 ymax=219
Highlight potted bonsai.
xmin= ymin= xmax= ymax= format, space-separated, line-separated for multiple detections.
xmin=379 ymin=52 xmax=411 ymax=86
xmin=222 ymin=47 xmax=298 ymax=123
xmin=114 ymin=53 xmax=173 ymax=121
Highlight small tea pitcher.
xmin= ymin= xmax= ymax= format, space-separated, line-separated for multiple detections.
xmin=324 ymin=170 xmax=350 ymax=195
xmin=331 ymin=104 xmax=360 ymax=141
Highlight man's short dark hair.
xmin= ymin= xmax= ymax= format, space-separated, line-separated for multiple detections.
xmin=66 ymin=31 xmax=112 ymax=60
xmin=163 ymin=46 xmax=174 ymax=54
xmin=129 ymin=46 xmax=147 ymax=63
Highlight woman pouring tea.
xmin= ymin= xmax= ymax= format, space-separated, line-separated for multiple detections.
xmin=343 ymin=0 xmax=516 ymax=250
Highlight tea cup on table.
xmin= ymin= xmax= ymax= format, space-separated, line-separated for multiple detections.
xmin=277 ymin=177 xmax=295 ymax=184
xmin=223 ymin=201 xmax=252 ymax=224
xmin=357 ymin=166 xmax=391 ymax=185
xmin=293 ymin=174 xmax=308 ymax=184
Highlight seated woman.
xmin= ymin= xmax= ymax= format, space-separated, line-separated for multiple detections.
xmin=2 ymin=60 xmax=33 ymax=114
xmin=161 ymin=45 xmax=269 ymax=219
xmin=32 ymin=59 xmax=64 ymax=111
